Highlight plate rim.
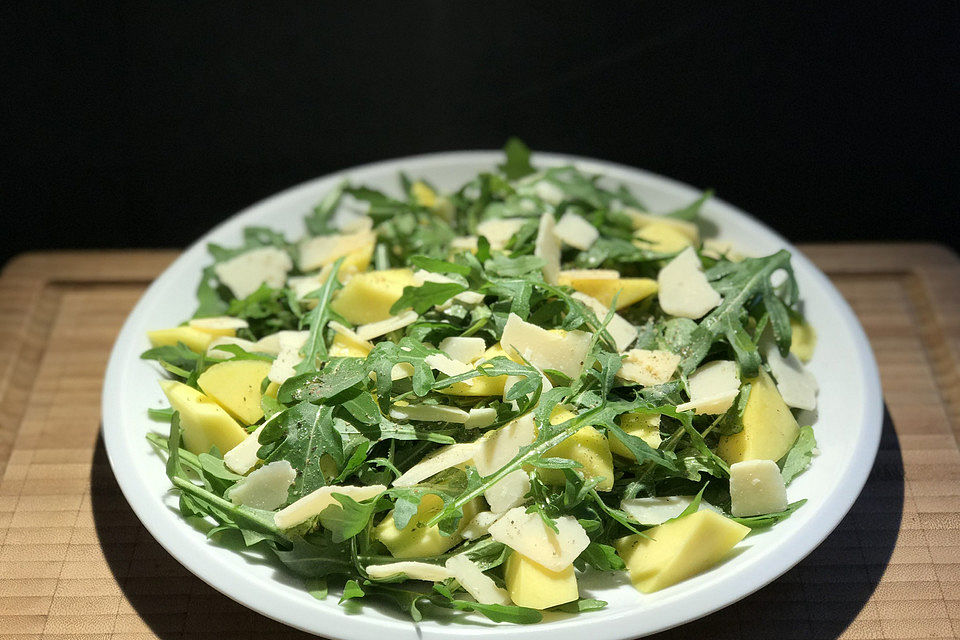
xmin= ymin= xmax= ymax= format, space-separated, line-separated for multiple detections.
xmin=101 ymin=149 xmax=884 ymax=640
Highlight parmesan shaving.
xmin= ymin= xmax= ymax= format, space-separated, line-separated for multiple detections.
xmin=355 ymin=310 xmax=418 ymax=341
xmin=617 ymin=349 xmax=681 ymax=386
xmin=534 ymin=212 xmax=561 ymax=285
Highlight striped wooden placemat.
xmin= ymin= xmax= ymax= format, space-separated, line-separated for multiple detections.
xmin=0 ymin=245 xmax=958 ymax=640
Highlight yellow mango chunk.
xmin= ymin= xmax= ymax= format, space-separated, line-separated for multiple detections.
xmin=609 ymin=411 xmax=661 ymax=459
xmin=790 ymin=317 xmax=817 ymax=362
xmin=265 ymin=381 xmax=280 ymax=399
xmin=411 ymin=181 xmax=437 ymax=208
xmin=717 ymin=370 xmax=800 ymax=463
xmin=615 ymin=510 xmax=750 ymax=593
xmin=331 ymin=268 xmax=415 ymax=325
xmin=633 ymin=221 xmax=693 ymax=254
xmin=624 ymin=209 xmax=700 ymax=244
xmin=159 ymin=380 xmax=248 ymax=455
xmin=340 ymin=243 xmax=375 ymax=275
xmin=504 ymin=551 xmax=578 ymax=609
xmin=197 ymin=360 xmax=272 ymax=425
xmin=328 ymin=332 xmax=372 ymax=358
xmin=148 ymin=327 xmax=217 ymax=353
xmin=538 ymin=408 xmax=615 ymax=491
xmin=439 ymin=343 xmax=510 ymax=397
xmin=557 ymin=275 xmax=658 ymax=310
xmin=374 ymin=494 xmax=480 ymax=558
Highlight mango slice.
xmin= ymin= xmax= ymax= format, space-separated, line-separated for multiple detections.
xmin=633 ymin=221 xmax=694 ymax=254
xmin=374 ymin=494 xmax=480 ymax=558
xmin=790 ymin=317 xmax=817 ymax=362
xmin=148 ymin=327 xmax=218 ymax=353
xmin=331 ymin=268 xmax=415 ymax=325
xmin=615 ymin=510 xmax=750 ymax=593
xmin=439 ymin=343 xmax=510 ymax=397
xmin=411 ymin=181 xmax=437 ymax=208
xmin=504 ymin=551 xmax=578 ymax=609
xmin=557 ymin=275 xmax=658 ymax=310
xmin=538 ymin=408 xmax=614 ymax=491
xmin=159 ymin=379 xmax=248 ymax=456
xmin=197 ymin=360 xmax=272 ymax=425
xmin=608 ymin=411 xmax=661 ymax=459
xmin=328 ymin=332 xmax=373 ymax=358
xmin=717 ymin=370 xmax=800 ymax=464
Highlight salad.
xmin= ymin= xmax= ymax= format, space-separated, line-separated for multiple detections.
xmin=142 ymin=140 xmax=819 ymax=624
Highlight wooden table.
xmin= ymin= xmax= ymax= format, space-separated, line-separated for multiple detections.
xmin=1 ymin=245 xmax=958 ymax=640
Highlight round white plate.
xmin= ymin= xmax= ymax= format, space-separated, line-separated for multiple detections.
xmin=102 ymin=151 xmax=883 ymax=639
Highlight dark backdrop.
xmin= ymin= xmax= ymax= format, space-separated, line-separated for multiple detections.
xmin=2 ymin=2 xmax=958 ymax=269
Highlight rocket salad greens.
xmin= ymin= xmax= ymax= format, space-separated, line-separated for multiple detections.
xmin=143 ymin=139 xmax=819 ymax=624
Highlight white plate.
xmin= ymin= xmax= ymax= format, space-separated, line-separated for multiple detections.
xmin=102 ymin=151 xmax=883 ymax=640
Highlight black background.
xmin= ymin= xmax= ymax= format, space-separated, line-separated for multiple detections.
xmin=2 ymin=2 xmax=958 ymax=269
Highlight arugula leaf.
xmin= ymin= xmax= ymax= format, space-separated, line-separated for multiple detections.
xmin=195 ymin=265 xmax=230 ymax=317
xmin=272 ymin=533 xmax=354 ymax=577
xmin=498 ymin=138 xmax=536 ymax=180
xmin=432 ymin=583 xmax=542 ymax=624
xmin=409 ymin=255 xmax=471 ymax=276
xmin=779 ymin=426 xmax=817 ymax=484
xmin=340 ymin=579 xmax=366 ymax=603
xmin=552 ymin=598 xmax=608 ymax=613
xmin=148 ymin=407 xmax=175 ymax=421
xmin=484 ymin=254 xmax=545 ymax=277
xmin=578 ymin=542 xmax=625 ymax=571
xmin=305 ymin=577 xmax=328 ymax=600
xmin=682 ymin=250 xmax=795 ymax=375
xmin=306 ymin=180 xmax=347 ymax=235
xmin=391 ymin=281 xmax=467 ymax=315
xmin=207 ymin=343 xmax=274 ymax=362
xmin=666 ymin=189 xmax=713 ymax=221
xmin=279 ymin=358 xmax=368 ymax=405
xmin=227 ymin=284 xmax=301 ymax=339
xmin=293 ymin=257 xmax=345 ymax=375
xmin=729 ymin=499 xmax=807 ymax=528
xmin=322 ymin=493 xmax=384 ymax=543
xmin=258 ymin=402 xmax=345 ymax=498
xmin=141 ymin=342 xmax=218 ymax=375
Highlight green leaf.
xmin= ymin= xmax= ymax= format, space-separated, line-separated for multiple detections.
xmin=166 ymin=413 xmax=185 ymax=480
xmin=605 ymin=415 xmax=676 ymax=471
xmin=682 ymin=250 xmax=795 ymax=374
xmin=390 ymin=281 xmax=467 ymax=315
xmin=578 ymin=542 xmax=625 ymax=571
xmin=716 ymin=383 xmax=751 ymax=436
xmin=148 ymin=407 xmax=175 ymax=421
xmin=207 ymin=343 xmax=275 ymax=362
xmin=305 ymin=577 xmax=328 ymax=600
xmin=666 ymin=189 xmax=713 ymax=221
xmin=195 ymin=265 xmax=230 ymax=317
xmin=340 ymin=579 xmax=366 ymax=603
xmin=729 ymin=499 xmax=807 ymax=528
xmin=552 ymin=598 xmax=608 ymax=613
xmin=141 ymin=342 xmax=214 ymax=374
xmin=498 ymin=137 xmax=535 ymax=180
xmin=322 ymin=493 xmax=383 ymax=543
xmin=409 ymin=255 xmax=471 ymax=276
xmin=257 ymin=402 xmax=344 ymax=499
xmin=484 ymin=254 xmax=545 ymax=277
xmin=278 ymin=358 xmax=368 ymax=404
xmin=293 ymin=257 xmax=345 ymax=375
xmin=272 ymin=533 xmax=353 ymax=577
xmin=306 ymin=181 xmax=347 ymax=235
xmin=779 ymin=426 xmax=817 ymax=484
xmin=432 ymin=583 xmax=542 ymax=624
xmin=226 ymin=284 xmax=301 ymax=338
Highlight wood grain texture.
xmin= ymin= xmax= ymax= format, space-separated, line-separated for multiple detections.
xmin=0 ymin=245 xmax=957 ymax=640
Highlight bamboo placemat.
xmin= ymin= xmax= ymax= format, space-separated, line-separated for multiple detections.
xmin=0 ymin=244 xmax=958 ymax=640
